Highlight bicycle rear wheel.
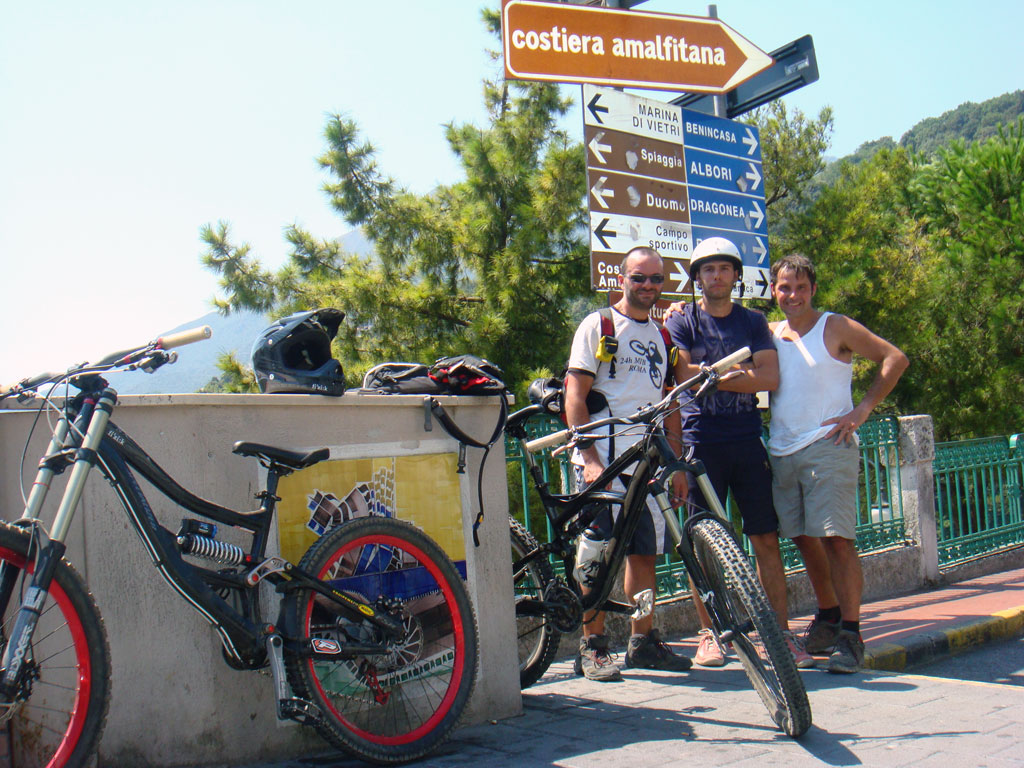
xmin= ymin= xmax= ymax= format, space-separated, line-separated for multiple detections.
xmin=690 ymin=518 xmax=811 ymax=738
xmin=284 ymin=516 xmax=477 ymax=765
xmin=509 ymin=517 xmax=559 ymax=689
xmin=0 ymin=523 xmax=111 ymax=768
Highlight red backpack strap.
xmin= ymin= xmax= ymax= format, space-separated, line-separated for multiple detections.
xmin=597 ymin=307 xmax=618 ymax=378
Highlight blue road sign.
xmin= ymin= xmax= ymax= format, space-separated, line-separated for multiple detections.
xmin=687 ymin=187 xmax=766 ymax=235
xmin=681 ymin=108 xmax=761 ymax=162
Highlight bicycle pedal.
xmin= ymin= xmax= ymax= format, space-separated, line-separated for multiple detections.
xmin=631 ymin=589 xmax=654 ymax=620
xmin=278 ymin=697 xmax=321 ymax=726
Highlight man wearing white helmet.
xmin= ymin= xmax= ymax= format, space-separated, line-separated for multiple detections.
xmin=666 ymin=236 xmax=813 ymax=669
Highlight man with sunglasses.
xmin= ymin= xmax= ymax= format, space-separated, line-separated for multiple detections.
xmin=665 ymin=237 xmax=813 ymax=669
xmin=565 ymin=246 xmax=691 ymax=681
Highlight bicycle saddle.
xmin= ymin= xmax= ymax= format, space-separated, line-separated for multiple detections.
xmin=232 ymin=441 xmax=330 ymax=472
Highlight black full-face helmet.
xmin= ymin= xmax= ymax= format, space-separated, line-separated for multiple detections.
xmin=251 ymin=308 xmax=346 ymax=396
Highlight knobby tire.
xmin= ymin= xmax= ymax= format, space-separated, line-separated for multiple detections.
xmin=283 ymin=517 xmax=478 ymax=765
xmin=0 ymin=523 xmax=111 ymax=768
xmin=691 ymin=518 xmax=812 ymax=738
xmin=509 ymin=517 xmax=559 ymax=689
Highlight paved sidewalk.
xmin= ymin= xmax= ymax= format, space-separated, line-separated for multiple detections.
xmin=237 ymin=565 xmax=1024 ymax=768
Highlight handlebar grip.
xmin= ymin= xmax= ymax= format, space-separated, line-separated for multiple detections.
xmin=523 ymin=429 xmax=570 ymax=453
xmin=156 ymin=326 xmax=212 ymax=350
xmin=711 ymin=346 xmax=751 ymax=374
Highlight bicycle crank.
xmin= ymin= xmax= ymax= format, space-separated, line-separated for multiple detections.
xmin=543 ymin=579 xmax=583 ymax=633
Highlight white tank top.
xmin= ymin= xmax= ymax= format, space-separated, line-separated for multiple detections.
xmin=768 ymin=312 xmax=854 ymax=457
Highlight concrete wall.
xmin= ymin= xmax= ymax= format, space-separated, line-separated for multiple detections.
xmin=0 ymin=392 xmax=519 ymax=767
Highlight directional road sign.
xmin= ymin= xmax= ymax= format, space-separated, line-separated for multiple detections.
xmin=502 ymin=0 xmax=772 ymax=93
xmin=671 ymin=35 xmax=819 ymax=118
xmin=584 ymin=84 xmax=771 ymax=299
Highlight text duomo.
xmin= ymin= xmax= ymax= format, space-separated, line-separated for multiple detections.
xmin=510 ymin=26 xmax=728 ymax=66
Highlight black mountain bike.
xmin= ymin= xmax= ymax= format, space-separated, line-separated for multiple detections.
xmin=0 ymin=328 xmax=477 ymax=767
xmin=506 ymin=347 xmax=811 ymax=738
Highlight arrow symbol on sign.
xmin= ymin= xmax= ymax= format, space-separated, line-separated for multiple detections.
xmin=591 ymin=177 xmax=614 ymax=209
xmin=588 ymin=132 xmax=611 ymax=165
xmin=752 ymin=236 xmax=767 ymax=265
xmin=745 ymin=162 xmax=762 ymax=191
xmin=669 ymin=261 xmax=690 ymax=292
xmin=593 ymin=217 xmax=617 ymax=249
xmin=745 ymin=200 xmax=764 ymax=230
xmin=755 ymin=269 xmax=770 ymax=297
xmin=742 ymin=127 xmax=759 ymax=156
xmin=587 ymin=93 xmax=609 ymax=125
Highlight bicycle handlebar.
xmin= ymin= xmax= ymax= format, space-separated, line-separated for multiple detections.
xmin=1 ymin=326 xmax=215 ymax=399
xmin=521 ymin=346 xmax=752 ymax=455
xmin=156 ymin=325 xmax=213 ymax=350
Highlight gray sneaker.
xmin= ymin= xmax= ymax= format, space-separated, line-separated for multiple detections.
xmin=625 ymin=629 xmax=692 ymax=671
xmin=574 ymin=634 xmax=622 ymax=681
xmin=827 ymin=630 xmax=865 ymax=674
xmin=803 ymin=617 xmax=841 ymax=654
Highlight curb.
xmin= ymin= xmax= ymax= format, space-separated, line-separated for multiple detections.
xmin=865 ymin=604 xmax=1024 ymax=672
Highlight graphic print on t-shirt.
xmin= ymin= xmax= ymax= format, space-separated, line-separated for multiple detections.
xmin=628 ymin=338 xmax=665 ymax=389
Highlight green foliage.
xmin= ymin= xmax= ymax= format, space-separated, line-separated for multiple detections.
xmin=746 ymin=101 xmax=833 ymax=243
xmin=902 ymin=91 xmax=1024 ymax=157
xmin=196 ymin=352 xmax=259 ymax=393
xmin=787 ymin=121 xmax=1024 ymax=439
xmin=905 ymin=120 xmax=1024 ymax=438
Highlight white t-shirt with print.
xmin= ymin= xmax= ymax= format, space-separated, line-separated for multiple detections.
xmin=567 ymin=307 xmax=670 ymax=464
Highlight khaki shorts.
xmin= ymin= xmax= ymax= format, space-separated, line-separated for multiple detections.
xmin=770 ymin=437 xmax=859 ymax=540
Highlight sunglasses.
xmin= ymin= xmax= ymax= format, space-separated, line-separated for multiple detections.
xmin=627 ymin=273 xmax=665 ymax=284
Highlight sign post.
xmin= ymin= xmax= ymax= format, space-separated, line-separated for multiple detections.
xmin=584 ymin=85 xmax=771 ymax=300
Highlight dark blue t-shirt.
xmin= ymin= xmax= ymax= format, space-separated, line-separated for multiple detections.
xmin=666 ymin=303 xmax=773 ymax=444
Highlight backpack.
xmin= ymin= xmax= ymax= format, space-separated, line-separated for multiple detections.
xmin=528 ymin=307 xmax=678 ymax=421
xmin=359 ymin=354 xmax=505 ymax=396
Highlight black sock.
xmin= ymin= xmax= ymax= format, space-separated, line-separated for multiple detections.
xmin=817 ymin=606 xmax=841 ymax=624
xmin=841 ymin=620 xmax=860 ymax=635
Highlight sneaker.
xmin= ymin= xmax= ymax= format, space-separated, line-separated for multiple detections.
xmin=785 ymin=631 xmax=816 ymax=669
xmin=828 ymin=630 xmax=865 ymax=674
xmin=625 ymin=629 xmax=692 ymax=671
xmin=803 ymin=617 xmax=841 ymax=655
xmin=574 ymin=634 xmax=622 ymax=681
xmin=694 ymin=629 xmax=726 ymax=667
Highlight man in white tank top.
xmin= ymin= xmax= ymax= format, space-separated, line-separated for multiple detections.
xmin=768 ymin=254 xmax=908 ymax=673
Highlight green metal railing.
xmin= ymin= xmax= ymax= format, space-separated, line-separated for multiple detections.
xmin=505 ymin=414 xmax=905 ymax=600
xmin=933 ymin=434 xmax=1024 ymax=566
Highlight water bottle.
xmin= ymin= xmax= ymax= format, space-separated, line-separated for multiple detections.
xmin=574 ymin=525 xmax=607 ymax=587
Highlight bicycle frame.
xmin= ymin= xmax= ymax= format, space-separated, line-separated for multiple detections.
xmin=0 ymin=381 xmax=404 ymax=696
xmin=508 ymin=404 xmax=733 ymax=625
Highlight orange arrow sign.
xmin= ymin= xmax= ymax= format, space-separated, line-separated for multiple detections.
xmin=502 ymin=0 xmax=773 ymax=93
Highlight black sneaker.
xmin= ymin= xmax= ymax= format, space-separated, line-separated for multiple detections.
xmin=803 ymin=617 xmax=841 ymax=654
xmin=625 ymin=629 xmax=692 ymax=671
xmin=827 ymin=629 xmax=865 ymax=674
xmin=574 ymin=634 xmax=622 ymax=681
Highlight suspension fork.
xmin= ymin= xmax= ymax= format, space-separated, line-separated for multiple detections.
xmin=0 ymin=389 xmax=116 ymax=695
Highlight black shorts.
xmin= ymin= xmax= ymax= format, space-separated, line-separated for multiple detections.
xmin=685 ymin=438 xmax=778 ymax=536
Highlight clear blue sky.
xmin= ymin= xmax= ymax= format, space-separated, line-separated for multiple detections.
xmin=2 ymin=0 xmax=1021 ymax=382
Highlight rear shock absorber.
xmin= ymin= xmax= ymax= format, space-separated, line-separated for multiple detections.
xmin=176 ymin=519 xmax=245 ymax=566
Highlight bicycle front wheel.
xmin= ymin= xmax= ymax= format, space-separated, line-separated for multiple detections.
xmin=509 ymin=517 xmax=559 ymax=689
xmin=690 ymin=518 xmax=812 ymax=738
xmin=284 ymin=517 xmax=478 ymax=765
xmin=0 ymin=523 xmax=111 ymax=768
